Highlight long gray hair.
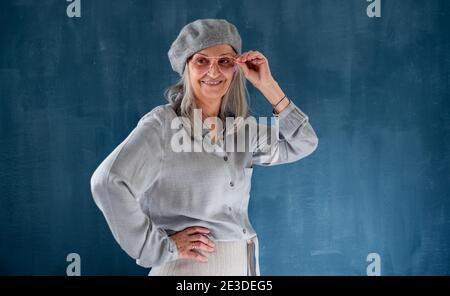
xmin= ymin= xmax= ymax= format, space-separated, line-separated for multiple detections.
xmin=164 ymin=58 xmax=250 ymax=129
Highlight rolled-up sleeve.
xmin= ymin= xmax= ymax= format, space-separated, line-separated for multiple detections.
xmin=90 ymin=113 xmax=178 ymax=268
xmin=252 ymin=100 xmax=319 ymax=166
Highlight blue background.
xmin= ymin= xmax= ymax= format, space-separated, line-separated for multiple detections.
xmin=1 ymin=0 xmax=449 ymax=275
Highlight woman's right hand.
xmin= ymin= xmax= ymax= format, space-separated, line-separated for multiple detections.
xmin=169 ymin=226 xmax=216 ymax=262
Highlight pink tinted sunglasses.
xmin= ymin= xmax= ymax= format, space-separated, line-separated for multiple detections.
xmin=188 ymin=54 xmax=238 ymax=73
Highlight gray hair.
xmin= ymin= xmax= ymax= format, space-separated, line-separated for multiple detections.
xmin=164 ymin=60 xmax=250 ymax=130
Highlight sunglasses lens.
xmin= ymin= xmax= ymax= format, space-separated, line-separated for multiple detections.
xmin=192 ymin=57 xmax=210 ymax=70
xmin=218 ymin=57 xmax=235 ymax=69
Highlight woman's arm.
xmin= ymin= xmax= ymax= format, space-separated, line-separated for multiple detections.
xmin=252 ymin=98 xmax=319 ymax=166
xmin=90 ymin=108 xmax=178 ymax=268
xmin=235 ymin=51 xmax=319 ymax=165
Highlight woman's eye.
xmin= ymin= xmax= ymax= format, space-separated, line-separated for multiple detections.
xmin=219 ymin=58 xmax=230 ymax=64
xmin=196 ymin=58 xmax=208 ymax=64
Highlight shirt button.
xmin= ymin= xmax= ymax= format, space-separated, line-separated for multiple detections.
xmin=243 ymin=228 xmax=247 ymax=234
xmin=228 ymin=206 xmax=232 ymax=212
xmin=229 ymin=181 xmax=234 ymax=187
xmin=223 ymin=155 xmax=228 ymax=161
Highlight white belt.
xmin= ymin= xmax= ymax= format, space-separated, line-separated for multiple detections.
xmin=246 ymin=235 xmax=260 ymax=276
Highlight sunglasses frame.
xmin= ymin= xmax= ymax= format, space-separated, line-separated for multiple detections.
xmin=188 ymin=54 xmax=238 ymax=74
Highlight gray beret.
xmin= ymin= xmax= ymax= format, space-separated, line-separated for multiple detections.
xmin=168 ymin=19 xmax=242 ymax=76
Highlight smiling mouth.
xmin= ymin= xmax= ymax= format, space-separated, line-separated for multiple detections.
xmin=201 ymin=80 xmax=224 ymax=86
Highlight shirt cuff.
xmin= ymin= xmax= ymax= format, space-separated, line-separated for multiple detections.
xmin=273 ymin=100 xmax=309 ymax=140
xmin=136 ymin=228 xmax=179 ymax=268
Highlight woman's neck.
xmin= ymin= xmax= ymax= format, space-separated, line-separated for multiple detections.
xmin=195 ymin=97 xmax=221 ymax=121
xmin=195 ymin=97 xmax=222 ymax=144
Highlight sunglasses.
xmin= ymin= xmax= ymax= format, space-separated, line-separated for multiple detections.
xmin=188 ymin=54 xmax=238 ymax=73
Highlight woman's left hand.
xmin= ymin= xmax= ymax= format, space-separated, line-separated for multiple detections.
xmin=235 ymin=50 xmax=274 ymax=90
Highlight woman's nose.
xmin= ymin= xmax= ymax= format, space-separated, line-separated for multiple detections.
xmin=207 ymin=61 xmax=221 ymax=76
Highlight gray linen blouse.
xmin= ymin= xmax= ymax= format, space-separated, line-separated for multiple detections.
xmin=90 ymin=100 xmax=318 ymax=268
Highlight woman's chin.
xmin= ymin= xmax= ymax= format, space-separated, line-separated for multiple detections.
xmin=201 ymin=85 xmax=224 ymax=92
xmin=201 ymin=88 xmax=226 ymax=98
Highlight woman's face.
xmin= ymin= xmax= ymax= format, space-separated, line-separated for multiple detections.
xmin=187 ymin=44 xmax=237 ymax=103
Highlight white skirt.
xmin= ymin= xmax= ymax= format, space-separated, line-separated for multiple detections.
xmin=148 ymin=235 xmax=260 ymax=276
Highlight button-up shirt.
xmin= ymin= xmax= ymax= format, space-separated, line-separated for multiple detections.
xmin=90 ymin=100 xmax=318 ymax=268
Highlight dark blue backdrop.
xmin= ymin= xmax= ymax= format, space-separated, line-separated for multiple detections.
xmin=1 ymin=0 xmax=449 ymax=275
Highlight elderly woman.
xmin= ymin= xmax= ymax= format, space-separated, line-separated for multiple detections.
xmin=90 ymin=19 xmax=318 ymax=276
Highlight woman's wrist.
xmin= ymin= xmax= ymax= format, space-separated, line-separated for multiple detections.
xmin=258 ymin=78 xmax=291 ymax=114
